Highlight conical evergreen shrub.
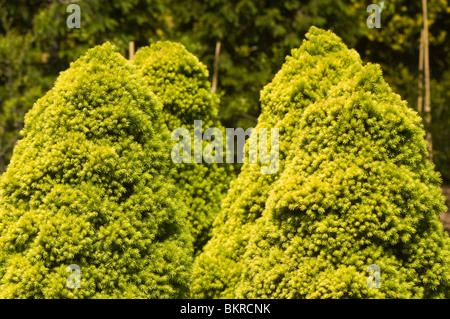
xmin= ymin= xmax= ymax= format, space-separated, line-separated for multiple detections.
xmin=191 ymin=27 xmax=450 ymax=298
xmin=133 ymin=42 xmax=233 ymax=252
xmin=0 ymin=43 xmax=193 ymax=298
xmin=238 ymin=63 xmax=450 ymax=298
xmin=191 ymin=26 xmax=364 ymax=298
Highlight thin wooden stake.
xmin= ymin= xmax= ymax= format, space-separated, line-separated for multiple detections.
xmin=417 ymin=29 xmax=424 ymax=113
xmin=422 ymin=0 xmax=433 ymax=161
xmin=212 ymin=41 xmax=221 ymax=93
xmin=129 ymin=41 xmax=135 ymax=60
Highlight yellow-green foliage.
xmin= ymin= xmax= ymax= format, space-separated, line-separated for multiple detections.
xmin=238 ymin=64 xmax=450 ymax=298
xmin=192 ymin=27 xmax=450 ymax=298
xmin=133 ymin=41 xmax=220 ymax=131
xmin=133 ymin=42 xmax=233 ymax=252
xmin=0 ymin=43 xmax=193 ymax=298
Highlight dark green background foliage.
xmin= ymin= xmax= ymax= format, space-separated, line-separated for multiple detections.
xmin=0 ymin=43 xmax=193 ymax=298
xmin=133 ymin=42 xmax=234 ymax=252
xmin=192 ymin=27 xmax=450 ymax=299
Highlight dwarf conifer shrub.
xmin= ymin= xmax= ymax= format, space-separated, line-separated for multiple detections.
xmin=191 ymin=27 xmax=450 ymax=298
xmin=191 ymin=27 xmax=364 ymax=298
xmin=0 ymin=43 xmax=193 ymax=298
xmin=133 ymin=42 xmax=233 ymax=252
xmin=238 ymin=63 xmax=450 ymax=298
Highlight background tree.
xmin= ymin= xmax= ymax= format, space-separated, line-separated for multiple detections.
xmin=133 ymin=41 xmax=234 ymax=253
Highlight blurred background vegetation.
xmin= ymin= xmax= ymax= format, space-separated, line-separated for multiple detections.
xmin=0 ymin=1 xmax=449 ymax=195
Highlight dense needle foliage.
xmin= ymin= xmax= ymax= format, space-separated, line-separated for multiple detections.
xmin=0 ymin=43 xmax=193 ymax=298
xmin=191 ymin=27 xmax=450 ymax=298
xmin=133 ymin=42 xmax=233 ymax=252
